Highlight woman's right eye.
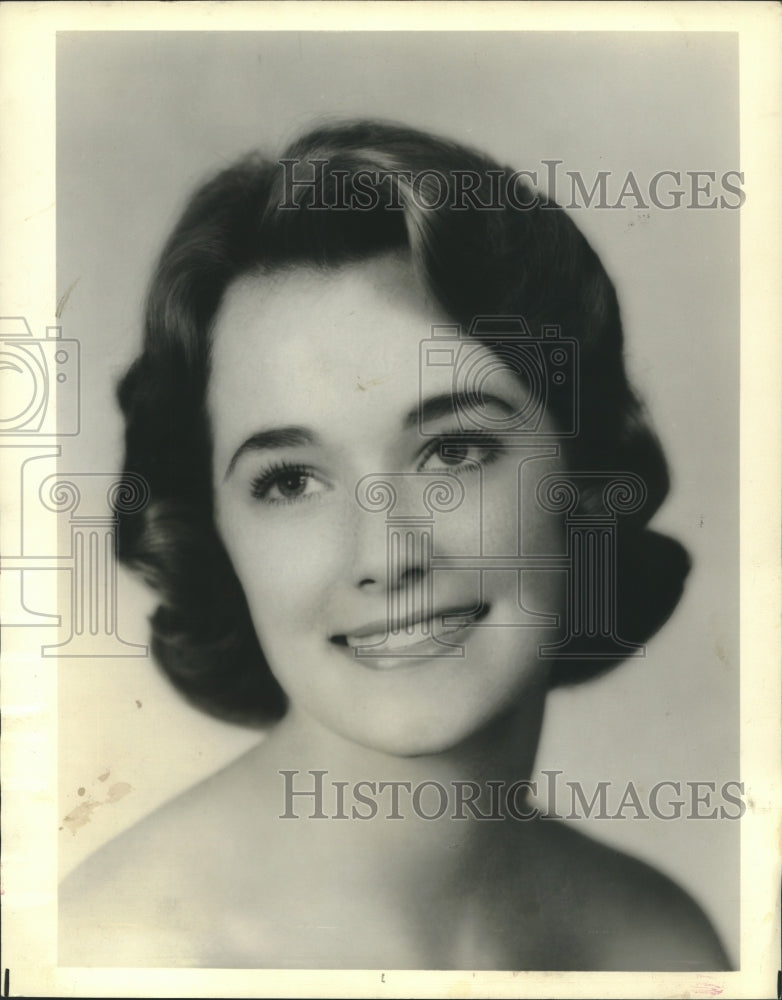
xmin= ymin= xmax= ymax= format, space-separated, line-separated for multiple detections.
xmin=249 ymin=463 xmax=328 ymax=505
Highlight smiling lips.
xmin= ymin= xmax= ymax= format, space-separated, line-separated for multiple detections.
xmin=332 ymin=605 xmax=490 ymax=660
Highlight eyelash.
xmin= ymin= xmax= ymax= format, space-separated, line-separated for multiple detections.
xmin=416 ymin=432 xmax=505 ymax=473
xmin=248 ymin=433 xmax=505 ymax=506
xmin=249 ymin=461 xmax=326 ymax=506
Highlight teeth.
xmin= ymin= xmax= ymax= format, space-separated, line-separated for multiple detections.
xmin=345 ymin=614 xmax=476 ymax=652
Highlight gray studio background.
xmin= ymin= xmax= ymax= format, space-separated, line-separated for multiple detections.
xmin=56 ymin=32 xmax=739 ymax=962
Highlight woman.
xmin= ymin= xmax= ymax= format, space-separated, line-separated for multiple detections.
xmin=60 ymin=120 xmax=729 ymax=970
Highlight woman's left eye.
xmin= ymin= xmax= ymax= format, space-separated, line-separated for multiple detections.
xmin=417 ymin=434 xmax=503 ymax=473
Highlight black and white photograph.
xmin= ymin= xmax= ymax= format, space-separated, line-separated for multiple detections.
xmin=1 ymin=3 xmax=779 ymax=997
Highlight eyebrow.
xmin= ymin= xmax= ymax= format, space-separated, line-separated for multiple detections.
xmin=405 ymin=391 xmax=517 ymax=429
xmin=224 ymin=427 xmax=318 ymax=480
xmin=224 ymin=391 xmax=517 ymax=480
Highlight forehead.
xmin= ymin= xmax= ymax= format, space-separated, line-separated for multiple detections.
xmin=208 ymin=255 xmax=465 ymax=444
xmin=207 ymin=254 xmax=533 ymax=461
xmin=210 ymin=253 xmax=442 ymax=393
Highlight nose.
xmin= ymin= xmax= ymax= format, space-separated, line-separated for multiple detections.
xmin=355 ymin=526 xmax=429 ymax=592
xmin=350 ymin=509 xmax=430 ymax=594
xmin=351 ymin=474 xmax=434 ymax=593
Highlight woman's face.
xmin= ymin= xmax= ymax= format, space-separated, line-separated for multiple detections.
xmin=209 ymin=253 xmax=566 ymax=757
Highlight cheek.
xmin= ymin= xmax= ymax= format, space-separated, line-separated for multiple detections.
xmin=216 ymin=506 xmax=340 ymax=636
xmin=467 ymin=460 xmax=564 ymax=553
xmin=479 ymin=461 xmax=567 ymax=608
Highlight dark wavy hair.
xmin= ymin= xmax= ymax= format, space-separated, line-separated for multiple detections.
xmin=116 ymin=120 xmax=690 ymax=726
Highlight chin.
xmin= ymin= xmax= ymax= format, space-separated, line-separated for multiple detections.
xmin=357 ymin=733 xmax=466 ymax=760
xmin=334 ymin=709 xmax=504 ymax=760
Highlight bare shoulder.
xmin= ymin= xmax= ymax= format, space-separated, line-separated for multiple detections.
xmin=59 ymin=749 xmax=271 ymax=967
xmin=531 ymin=819 xmax=732 ymax=971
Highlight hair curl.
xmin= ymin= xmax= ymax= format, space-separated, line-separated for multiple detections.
xmin=116 ymin=120 xmax=689 ymax=725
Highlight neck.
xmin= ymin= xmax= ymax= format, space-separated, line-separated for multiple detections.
xmin=259 ymin=686 xmax=547 ymax=861
xmin=238 ymin=688 xmax=551 ymax=964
